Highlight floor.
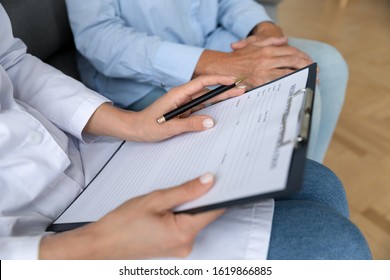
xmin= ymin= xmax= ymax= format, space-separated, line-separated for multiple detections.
xmin=278 ymin=0 xmax=390 ymax=259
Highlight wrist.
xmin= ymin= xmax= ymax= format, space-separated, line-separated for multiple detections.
xmin=84 ymin=103 xmax=142 ymax=142
xmin=110 ymin=109 xmax=144 ymax=142
xmin=248 ymin=21 xmax=282 ymax=37
xmin=39 ymin=224 xmax=103 ymax=259
xmin=194 ymin=49 xmax=232 ymax=77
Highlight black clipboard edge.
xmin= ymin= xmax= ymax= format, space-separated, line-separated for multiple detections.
xmin=47 ymin=63 xmax=317 ymax=232
xmin=47 ymin=222 xmax=89 ymax=232
xmin=175 ymin=139 xmax=307 ymax=214
xmin=46 ymin=141 xmax=126 ymax=232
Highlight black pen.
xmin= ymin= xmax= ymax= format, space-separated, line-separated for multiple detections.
xmin=156 ymin=77 xmax=246 ymax=124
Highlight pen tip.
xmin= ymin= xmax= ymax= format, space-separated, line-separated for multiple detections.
xmin=235 ymin=76 xmax=246 ymax=86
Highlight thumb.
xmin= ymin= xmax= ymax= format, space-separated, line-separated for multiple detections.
xmin=231 ymin=39 xmax=249 ymax=50
xmin=152 ymin=173 xmax=215 ymax=211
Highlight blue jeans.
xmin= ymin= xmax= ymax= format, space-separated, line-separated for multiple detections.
xmin=268 ymin=160 xmax=372 ymax=259
xmin=289 ymin=38 xmax=348 ymax=163
xmin=127 ymin=87 xmax=167 ymax=112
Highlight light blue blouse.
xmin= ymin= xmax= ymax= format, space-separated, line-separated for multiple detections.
xmin=65 ymin=0 xmax=271 ymax=107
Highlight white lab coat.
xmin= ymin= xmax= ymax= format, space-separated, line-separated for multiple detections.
xmin=0 ymin=4 xmax=274 ymax=260
xmin=0 ymin=5 xmax=108 ymax=259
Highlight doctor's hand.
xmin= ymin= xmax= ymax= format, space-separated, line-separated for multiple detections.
xmin=84 ymin=75 xmax=245 ymax=142
xmin=128 ymin=75 xmax=246 ymax=142
xmin=40 ymin=173 xmax=224 ymax=259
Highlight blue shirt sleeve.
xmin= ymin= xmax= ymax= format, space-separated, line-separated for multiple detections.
xmin=65 ymin=0 xmax=273 ymax=91
xmin=66 ymin=0 xmax=204 ymax=89
xmin=218 ymin=0 xmax=273 ymax=38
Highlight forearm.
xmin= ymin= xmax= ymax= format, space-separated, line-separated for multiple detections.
xmin=193 ymin=50 xmax=228 ymax=78
xmin=83 ymin=103 xmax=142 ymax=142
xmin=40 ymin=223 xmax=106 ymax=259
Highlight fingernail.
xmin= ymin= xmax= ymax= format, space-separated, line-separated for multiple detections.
xmin=200 ymin=172 xmax=214 ymax=184
xmin=237 ymin=85 xmax=247 ymax=89
xmin=203 ymin=118 xmax=214 ymax=129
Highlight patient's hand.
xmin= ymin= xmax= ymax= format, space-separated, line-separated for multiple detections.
xmin=231 ymin=22 xmax=287 ymax=50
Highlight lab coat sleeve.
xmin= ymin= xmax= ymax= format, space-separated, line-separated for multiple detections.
xmin=65 ymin=0 xmax=204 ymax=88
xmin=0 ymin=236 xmax=44 ymax=260
xmin=218 ymin=0 xmax=273 ymax=38
xmin=0 ymin=6 xmax=109 ymax=142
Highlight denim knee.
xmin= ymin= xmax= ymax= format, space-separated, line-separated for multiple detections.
xmin=289 ymin=37 xmax=349 ymax=81
xmin=268 ymin=200 xmax=372 ymax=260
xmin=312 ymin=40 xmax=348 ymax=73
xmin=278 ymin=159 xmax=349 ymax=218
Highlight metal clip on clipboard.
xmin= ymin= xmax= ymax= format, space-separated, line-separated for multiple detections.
xmin=278 ymin=88 xmax=313 ymax=148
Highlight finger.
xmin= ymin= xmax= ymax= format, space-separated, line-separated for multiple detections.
xmin=153 ymin=76 xmax=244 ymax=117
xmin=286 ymin=55 xmax=312 ymax=69
xmin=189 ymin=88 xmax=212 ymax=100
xmin=181 ymin=103 xmax=208 ymax=116
xmin=166 ymin=75 xmax=240 ymax=108
xmin=189 ymin=85 xmax=245 ymax=103
xmin=151 ymin=173 xmax=215 ymax=211
xmin=231 ymin=36 xmax=256 ymax=50
xmin=271 ymin=36 xmax=288 ymax=46
xmin=262 ymin=46 xmax=312 ymax=62
xmin=253 ymin=68 xmax=295 ymax=85
xmin=202 ymin=86 xmax=246 ymax=106
xmin=266 ymin=54 xmax=312 ymax=71
xmin=252 ymin=36 xmax=288 ymax=47
xmin=162 ymin=115 xmax=215 ymax=137
xmin=175 ymin=208 xmax=225 ymax=234
xmin=287 ymin=48 xmax=313 ymax=63
xmin=178 ymin=86 xmax=246 ymax=116
xmin=250 ymin=68 xmax=295 ymax=88
xmin=231 ymin=39 xmax=249 ymax=50
xmin=183 ymin=86 xmax=246 ymax=115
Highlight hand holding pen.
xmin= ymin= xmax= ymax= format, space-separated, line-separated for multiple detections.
xmin=126 ymin=76 xmax=246 ymax=142
xmin=157 ymin=76 xmax=246 ymax=124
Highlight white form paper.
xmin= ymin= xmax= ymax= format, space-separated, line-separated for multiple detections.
xmin=55 ymin=68 xmax=309 ymax=224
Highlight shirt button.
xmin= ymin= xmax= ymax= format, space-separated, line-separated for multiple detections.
xmin=160 ymin=82 xmax=166 ymax=88
xmin=28 ymin=131 xmax=43 ymax=145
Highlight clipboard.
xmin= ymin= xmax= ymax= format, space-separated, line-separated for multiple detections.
xmin=177 ymin=65 xmax=316 ymax=214
xmin=47 ymin=63 xmax=317 ymax=232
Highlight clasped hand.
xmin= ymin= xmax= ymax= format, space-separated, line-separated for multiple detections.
xmin=228 ymin=22 xmax=314 ymax=88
